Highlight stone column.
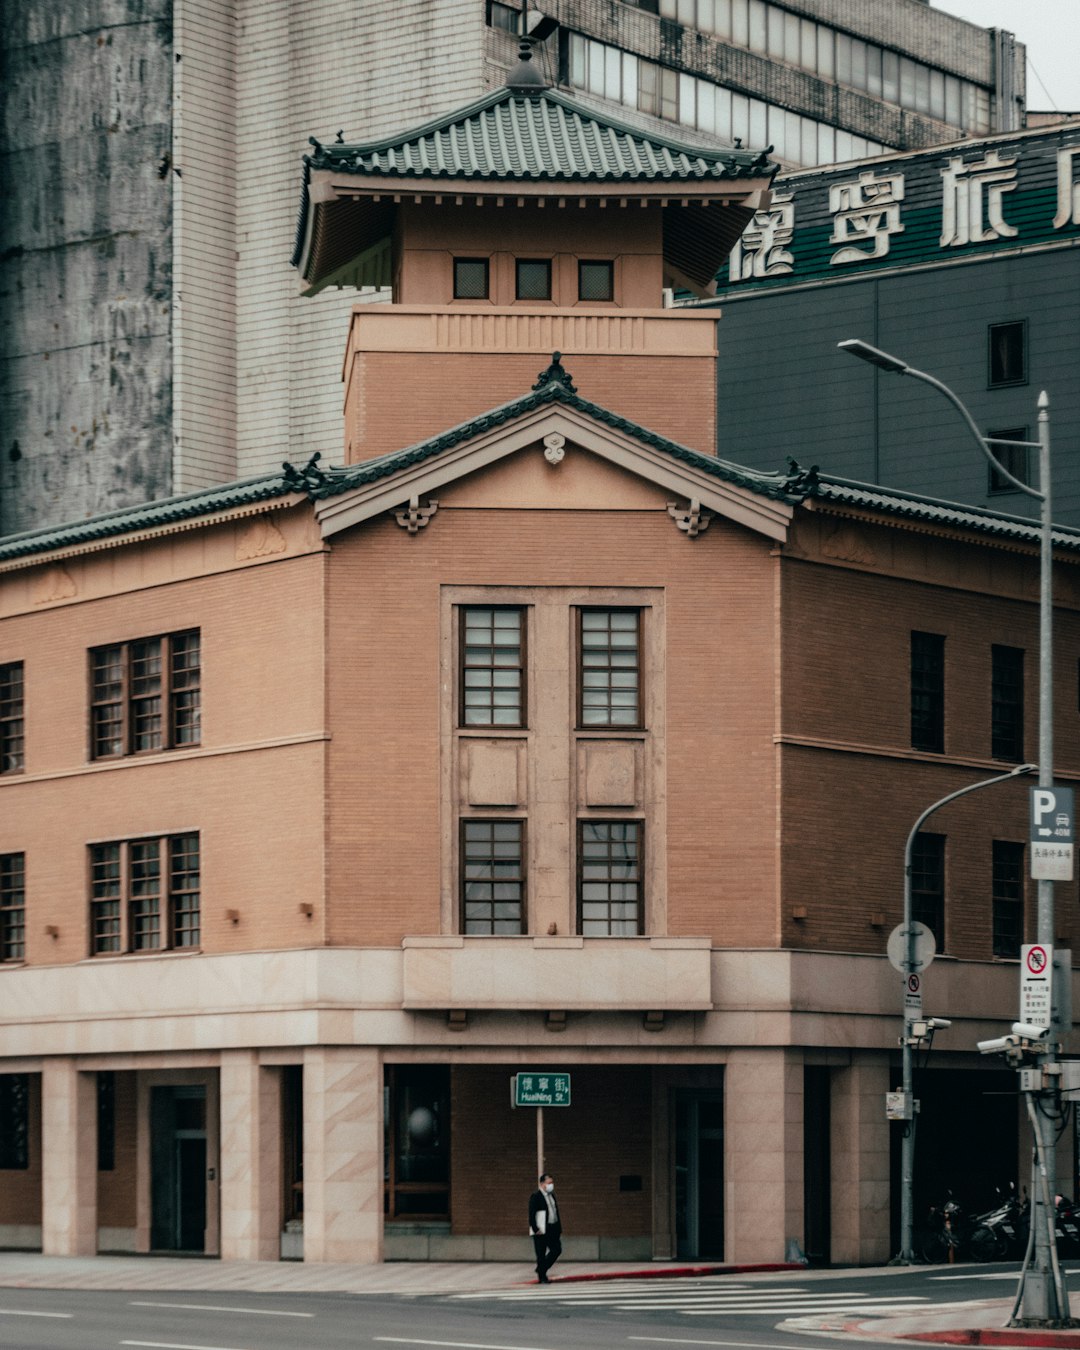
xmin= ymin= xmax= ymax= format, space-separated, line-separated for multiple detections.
xmin=219 ymin=1052 xmax=282 ymax=1262
xmin=724 ymin=1049 xmax=803 ymax=1263
xmin=831 ymin=1053 xmax=891 ymax=1265
xmin=41 ymin=1059 xmax=97 ymax=1256
xmin=303 ymin=1047 xmax=382 ymax=1264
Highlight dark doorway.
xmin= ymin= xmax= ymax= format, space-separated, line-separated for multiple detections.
xmin=674 ymin=1089 xmax=724 ymax=1258
xmin=150 ymin=1086 xmax=207 ymax=1252
xmin=889 ymin=1067 xmax=1018 ymax=1250
xmin=804 ymin=1066 xmax=831 ymax=1264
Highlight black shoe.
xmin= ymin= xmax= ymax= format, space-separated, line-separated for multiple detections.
xmin=538 ymin=1274 xmax=549 ymax=1284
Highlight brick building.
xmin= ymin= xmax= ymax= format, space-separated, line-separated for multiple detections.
xmin=1 ymin=0 xmax=1025 ymax=537
xmin=1 ymin=71 xmax=1079 ymax=1266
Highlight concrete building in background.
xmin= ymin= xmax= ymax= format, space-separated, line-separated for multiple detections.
xmin=1 ymin=0 xmax=1026 ymax=537
xmin=2 ymin=66 xmax=1079 ymax=1268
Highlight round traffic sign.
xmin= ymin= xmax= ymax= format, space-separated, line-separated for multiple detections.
xmin=887 ymin=921 xmax=937 ymax=973
xmin=1026 ymin=945 xmax=1048 ymax=975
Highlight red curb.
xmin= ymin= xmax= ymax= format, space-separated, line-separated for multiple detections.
xmin=905 ymin=1332 xmax=1080 ymax=1347
xmin=520 ymin=1262 xmax=806 ymax=1286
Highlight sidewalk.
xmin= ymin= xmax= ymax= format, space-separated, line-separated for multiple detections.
xmin=788 ymin=1298 xmax=1080 ymax=1348
xmin=0 ymin=1251 xmax=796 ymax=1296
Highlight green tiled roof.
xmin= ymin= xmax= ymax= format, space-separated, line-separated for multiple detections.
xmin=4 ymin=365 xmax=1079 ymax=564
xmin=0 ymin=474 xmax=296 ymax=563
xmin=793 ymin=467 xmax=1080 ymax=551
xmin=304 ymin=86 xmax=774 ymax=185
xmin=302 ymin=363 xmax=794 ymax=503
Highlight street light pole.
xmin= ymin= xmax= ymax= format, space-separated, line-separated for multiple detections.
xmin=897 ymin=765 xmax=1035 ymax=1266
xmin=839 ymin=341 xmax=1064 ymax=1321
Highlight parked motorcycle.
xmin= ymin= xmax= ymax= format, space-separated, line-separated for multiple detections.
xmin=969 ymin=1184 xmax=1025 ymax=1262
xmin=922 ymin=1194 xmax=967 ymax=1263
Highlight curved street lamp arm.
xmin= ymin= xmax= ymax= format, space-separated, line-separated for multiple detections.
xmin=901 ymin=366 xmax=1042 ymax=500
xmin=903 ymin=762 xmax=1038 ymax=878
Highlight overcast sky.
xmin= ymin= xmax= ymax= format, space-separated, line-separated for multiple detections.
xmin=932 ymin=1 xmax=1080 ymax=111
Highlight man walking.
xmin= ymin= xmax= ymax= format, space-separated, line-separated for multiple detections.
xmin=528 ymin=1172 xmax=563 ymax=1283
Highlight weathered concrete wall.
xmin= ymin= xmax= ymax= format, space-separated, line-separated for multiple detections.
xmin=0 ymin=1 xmax=174 ymax=537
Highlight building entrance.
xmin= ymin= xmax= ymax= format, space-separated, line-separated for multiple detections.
xmin=674 ymin=1090 xmax=724 ymax=1259
xmin=150 ymin=1086 xmax=207 ymax=1252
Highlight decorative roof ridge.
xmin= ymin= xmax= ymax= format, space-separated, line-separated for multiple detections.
xmin=299 ymin=355 xmax=792 ymax=504
xmin=0 ymin=472 xmax=297 ymax=564
xmin=304 ymin=88 xmax=510 ymax=168
xmin=303 ymin=84 xmax=775 ymax=176
xmin=790 ymin=460 xmax=1080 ymax=549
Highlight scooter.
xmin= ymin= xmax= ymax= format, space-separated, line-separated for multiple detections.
xmin=969 ymin=1184 xmax=1025 ymax=1262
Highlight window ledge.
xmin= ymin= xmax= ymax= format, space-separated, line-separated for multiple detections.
xmin=401 ymin=935 xmax=712 ymax=1011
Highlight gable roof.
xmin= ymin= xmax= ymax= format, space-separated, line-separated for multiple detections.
xmin=3 ymin=360 xmax=1080 ymax=566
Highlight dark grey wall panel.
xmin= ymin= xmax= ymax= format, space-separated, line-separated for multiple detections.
xmin=0 ymin=1 xmax=173 ymax=536
xmin=716 ymin=246 xmax=1080 ymax=525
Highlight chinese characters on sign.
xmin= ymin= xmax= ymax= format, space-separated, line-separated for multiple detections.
xmin=728 ymin=139 xmax=1080 ymax=285
xmin=729 ymin=193 xmax=795 ymax=279
xmin=514 ymin=1073 xmax=572 ymax=1107
xmin=939 ymin=150 xmax=1018 ymax=247
xmin=829 ymin=170 xmax=905 ymax=264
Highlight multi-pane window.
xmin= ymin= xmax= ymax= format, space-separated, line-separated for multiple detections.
xmin=992 ymin=840 xmax=1024 ymax=959
xmin=0 ymin=662 xmax=24 ymax=774
xmin=516 ymin=259 xmax=551 ymax=300
xmin=579 ymin=609 xmax=641 ymax=727
xmin=90 ymin=631 xmax=200 ymax=759
xmin=461 ymin=820 xmax=525 ymax=934
xmin=579 ymin=260 xmax=614 ymax=301
xmin=987 ymin=428 xmax=1030 ymax=494
xmin=911 ymin=832 xmax=945 ymax=951
xmin=566 ymin=34 xmax=893 ymax=169
xmin=0 ymin=1074 xmax=29 ymax=1169
xmin=0 ymin=853 xmax=25 ymax=963
xmin=579 ymin=821 xmax=642 ymax=935
xmin=910 ymin=632 xmax=944 ymax=754
xmin=90 ymin=834 xmax=200 ymax=955
xmin=991 ymin=645 xmax=1024 ymax=761
xmin=453 ymin=258 xmax=489 ymax=299
xmin=461 ymin=608 xmax=525 ymax=727
xmin=988 ymin=321 xmax=1027 ymax=388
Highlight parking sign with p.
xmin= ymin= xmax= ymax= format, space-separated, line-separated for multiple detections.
xmin=1030 ymin=786 xmax=1075 ymax=881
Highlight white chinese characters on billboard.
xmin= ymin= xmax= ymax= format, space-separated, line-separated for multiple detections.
xmin=728 ymin=139 xmax=1080 ymax=286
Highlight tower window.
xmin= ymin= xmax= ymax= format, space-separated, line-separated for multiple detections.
xmin=516 ymin=259 xmax=552 ymax=300
xmin=453 ymin=258 xmax=489 ymax=300
xmin=579 ymin=260 xmax=614 ymax=301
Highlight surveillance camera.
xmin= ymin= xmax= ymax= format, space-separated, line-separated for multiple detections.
xmin=1012 ymin=1023 xmax=1050 ymax=1040
xmin=928 ymin=1018 xmax=952 ymax=1030
xmin=978 ymin=1035 xmax=1018 ymax=1054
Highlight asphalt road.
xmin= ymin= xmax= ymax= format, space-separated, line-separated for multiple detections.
xmin=0 ymin=1262 xmax=1037 ymax=1350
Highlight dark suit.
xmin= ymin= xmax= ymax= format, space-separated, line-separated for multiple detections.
xmin=528 ymin=1187 xmax=563 ymax=1280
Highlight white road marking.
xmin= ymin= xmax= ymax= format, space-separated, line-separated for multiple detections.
xmin=130 ymin=1301 xmax=314 ymax=1318
xmin=121 ymin=1341 xmax=252 ymax=1350
xmin=374 ymin=1339 xmax=561 ymax=1350
xmin=0 ymin=1307 xmax=74 ymax=1318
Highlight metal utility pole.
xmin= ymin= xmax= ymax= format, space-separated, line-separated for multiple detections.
xmin=838 ymin=342 xmax=1065 ymax=1321
xmin=896 ymin=765 xmax=1035 ymax=1265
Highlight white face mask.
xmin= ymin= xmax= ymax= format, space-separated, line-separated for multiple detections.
xmin=544 ymin=1183 xmax=554 ymax=1193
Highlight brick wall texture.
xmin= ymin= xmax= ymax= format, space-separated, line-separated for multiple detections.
xmin=451 ymin=1065 xmax=652 ymax=1236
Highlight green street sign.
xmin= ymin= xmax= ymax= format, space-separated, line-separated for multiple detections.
xmin=514 ymin=1072 xmax=571 ymax=1107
